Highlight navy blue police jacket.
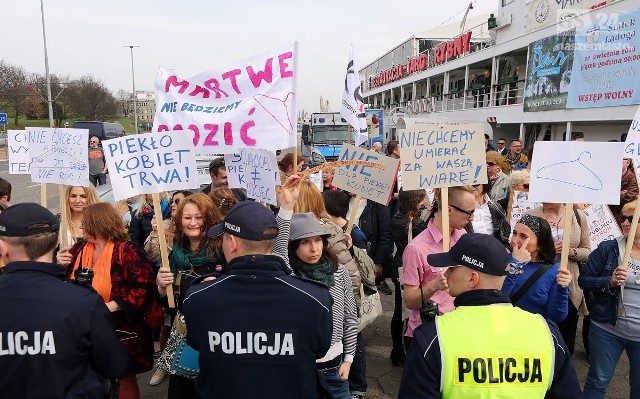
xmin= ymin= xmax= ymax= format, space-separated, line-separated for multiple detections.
xmin=183 ymin=254 xmax=333 ymax=399
xmin=0 ymin=261 xmax=129 ymax=399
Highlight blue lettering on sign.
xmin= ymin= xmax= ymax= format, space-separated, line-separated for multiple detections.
xmin=532 ymin=44 xmax=568 ymax=77
xmin=0 ymin=113 xmax=7 ymax=125
xmin=339 ymin=148 xmax=378 ymax=177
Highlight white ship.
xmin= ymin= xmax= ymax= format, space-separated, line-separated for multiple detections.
xmin=360 ymin=0 xmax=639 ymax=147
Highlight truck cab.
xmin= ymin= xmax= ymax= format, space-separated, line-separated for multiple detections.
xmin=301 ymin=112 xmax=349 ymax=163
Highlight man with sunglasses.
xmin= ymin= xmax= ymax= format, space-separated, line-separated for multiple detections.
xmin=88 ymin=136 xmax=107 ymax=187
xmin=496 ymin=138 xmax=508 ymax=156
xmin=486 ymin=151 xmax=509 ymax=203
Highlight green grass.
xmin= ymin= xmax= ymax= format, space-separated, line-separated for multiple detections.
xmin=3 ymin=115 xmax=144 ymax=135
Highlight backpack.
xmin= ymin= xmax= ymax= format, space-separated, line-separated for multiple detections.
xmin=352 ymin=245 xmax=377 ymax=294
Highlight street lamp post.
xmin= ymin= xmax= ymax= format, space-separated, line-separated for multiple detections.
xmin=125 ymin=45 xmax=140 ymax=134
xmin=39 ymin=0 xmax=54 ymax=130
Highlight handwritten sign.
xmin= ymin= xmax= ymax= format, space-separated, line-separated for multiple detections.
xmin=309 ymin=171 xmax=323 ymax=192
xmin=7 ymin=130 xmax=31 ymax=174
xmin=398 ymin=120 xmax=486 ymax=190
xmin=624 ymin=106 xmax=640 ymax=180
xmin=529 ymin=141 xmax=622 ymax=204
xmin=332 ymin=143 xmax=399 ymax=205
xmin=583 ymin=204 xmax=622 ymax=249
xmin=224 ymin=148 xmax=279 ymax=205
xmin=153 ymin=43 xmax=297 ymax=155
xmin=510 ymin=191 xmax=542 ymax=231
xmin=104 ymin=131 xmax=197 ymax=201
xmin=28 ymin=128 xmax=89 ymax=185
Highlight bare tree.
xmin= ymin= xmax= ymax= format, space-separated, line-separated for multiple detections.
xmin=0 ymin=60 xmax=31 ymax=125
xmin=116 ymin=89 xmax=131 ymax=117
xmin=28 ymin=72 xmax=71 ymax=126
xmin=62 ymin=75 xmax=117 ymax=121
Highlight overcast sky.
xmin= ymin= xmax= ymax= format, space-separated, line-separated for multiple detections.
xmin=5 ymin=0 xmax=496 ymax=113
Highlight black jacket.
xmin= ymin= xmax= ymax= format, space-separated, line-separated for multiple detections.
xmin=398 ymin=289 xmax=583 ymax=399
xmin=390 ymin=211 xmax=428 ymax=270
xmin=183 ymin=255 xmax=333 ymax=398
xmin=0 ymin=261 xmax=128 ymax=399
xmin=358 ymin=200 xmax=393 ymax=265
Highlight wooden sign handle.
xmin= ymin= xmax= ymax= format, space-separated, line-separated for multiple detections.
xmin=346 ymin=194 xmax=362 ymax=236
xmin=622 ymin=195 xmax=640 ymax=270
xmin=442 ymin=188 xmax=450 ymax=252
xmin=59 ymin=185 xmax=68 ymax=246
xmin=41 ymin=183 xmax=47 ymax=207
xmin=152 ymin=193 xmax=175 ymax=308
xmin=559 ymin=203 xmax=574 ymax=270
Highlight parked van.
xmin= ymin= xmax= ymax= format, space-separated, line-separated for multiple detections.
xmin=72 ymin=121 xmax=125 ymax=143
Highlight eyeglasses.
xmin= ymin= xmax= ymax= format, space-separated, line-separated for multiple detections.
xmin=620 ymin=215 xmax=634 ymax=224
xmin=487 ymin=162 xmax=497 ymax=166
xmin=450 ymin=204 xmax=475 ymax=217
xmin=89 ymin=141 xmax=98 ymax=144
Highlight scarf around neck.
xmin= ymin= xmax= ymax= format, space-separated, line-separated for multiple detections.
xmin=297 ymin=259 xmax=335 ymax=287
xmin=169 ymin=241 xmax=211 ymax=274
xmin=73 ymin=241 xmax=115 ymax=303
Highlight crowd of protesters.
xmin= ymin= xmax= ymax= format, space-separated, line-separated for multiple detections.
xmin=0 ymin=133 xmax=638 ymax=399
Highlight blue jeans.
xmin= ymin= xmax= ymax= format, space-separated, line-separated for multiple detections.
xmin=348 ymin=333 xmax=367 ymax=396
xmin=89 ymin=173 xmax=107 ymax=186
xmin=584 ymin=323 xmax=640 ymax=399
xmin=319 ymin=365 xmax=350 ymax=399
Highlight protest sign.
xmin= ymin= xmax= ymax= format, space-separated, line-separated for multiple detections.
xmin=332 ymin=143 xmax=399 ymax=206
xmin=528 ymin=141 xmax=622 ymax=204
xmin=104 ymin=131 xmax=197 ymax=201
xmin=309 ymin=171 xmax=323 ymax=192
xmin=7 ymin=130 xmax=31 ymax=174
xmin=28 ymin=128 xmax=89 ymax=186
xmin=583 ymin=204 xmax=623 ymax=249
xmin=398 ymin=119 xmax=486 ymax=190
xmin=509 ymin=191 xmax=542 ymax=231
xmin=153 ymin=43 xmax=297 ymax=155
xmin=224 ymin=148 xmax=279 ymax=205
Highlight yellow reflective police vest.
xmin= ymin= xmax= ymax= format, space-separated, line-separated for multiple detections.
xmin=437 ymin=304 xmax=554 ymax=399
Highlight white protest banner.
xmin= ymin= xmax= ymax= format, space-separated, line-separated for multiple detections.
xmin=224 ymin=148 xmax=279 ymax=205
xmin=340 ymin=46 xmax=368 ymax=146
xmin=529 ymin=141 xmax=623 ymax=204
xmin=398 ymin=119 xmax=486 ymax=190
xmin=309 ymin=171 xmax=323 ymax=192
xmin=509 ymin=191 xmax=542 ymax=231
xmin=332 ymin=143 xmax=400 ymax=206
xmin=28 ymin=128 xmax=89 ymax=185
xmin=7 ymin=130 xmax=30 ymax=174
xmin=153 ymin=43 xmax=297 ymax=155
xmin=583 ymin=204 xmax=622 ymax=249
xmin=104 ymin=131 xmax=197 ymax=201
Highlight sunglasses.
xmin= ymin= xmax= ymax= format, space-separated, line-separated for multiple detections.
xmin=620 ymin=215 xmax=634 ymax=223
xmin=487 ymin=162 xmax=497 ymax=166
xmin=498 ymin=142 xmax=506 ymax=145
xmin=523 ymin=183 xmax=530 ymax=189
xmin=450 ymin=204 xmax=475 ymax=217
xmin=172 ymin=198 xmax=181 ymax=205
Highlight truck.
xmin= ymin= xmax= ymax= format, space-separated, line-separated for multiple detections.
xmin=301 ymin=110 xmax=385 ymax=165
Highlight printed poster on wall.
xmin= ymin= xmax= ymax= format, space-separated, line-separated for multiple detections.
xmin=524 ymin=30 xmax=575 ymax=112
xmin=153 ymin=43 xmax=297 ymax=155
xmin=567 ymin=9 xmax=640 ymax=108
xmin=583 ymin=204 xmax=622 ymax=249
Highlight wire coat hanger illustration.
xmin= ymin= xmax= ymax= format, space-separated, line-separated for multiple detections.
xmin=535 ymin=151 xmax=603 ymax=191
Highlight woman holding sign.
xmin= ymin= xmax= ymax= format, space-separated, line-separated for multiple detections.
xmin=503 ymin=214 xmax=571 ymax=326
xmin=57 ymin=203 xmax=156 ymax=399
xmin=580 ymin=200 xmax=640 ymax=399
xmin=59 ymin=185 xmax=99 ymax=247
xmin=155 ymin=193 xmax=224 ymax=399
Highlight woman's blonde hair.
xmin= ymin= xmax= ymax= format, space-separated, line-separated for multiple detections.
xmin=622 ymin=200 xmax=637 ymax=215
xmin=294 ymin=180 xmax=328 ymax=219
xmin=509 ymin=170 xmax=530 ymax=188
xmin=63 ymin=185 xmax=99 ymax=237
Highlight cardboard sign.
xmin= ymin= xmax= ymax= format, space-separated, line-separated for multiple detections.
xmin=104 ymin=131 xmax=197 ymax=201
xmin=224 ymin=148 xmax=279 ymax=205
xmin=309 ymin=171 xmax=323 ymax=192
xmin=28 ymin=128 xmax=89 ymax=185
xmin=332 ymin=143 xmax=399 ymax=205
xmin=583 ymin=204 xmax=623 ymax=249
xmin=398 ymin=120 xmax=486 ymax=190
xmin=7 ymin=129 xmax=31 ymax=174
xmin=529 ymin=141 xmax=622 ymax=204
xmin=510 ymin=191 xmax=542 ymax=231
xmin=153 ymin=44 xmax=297 ymax=155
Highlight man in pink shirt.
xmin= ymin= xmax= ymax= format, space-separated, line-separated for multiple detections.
xmin=401 ymin=186 xmax=476 ymax=348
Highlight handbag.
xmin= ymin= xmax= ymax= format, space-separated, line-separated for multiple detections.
xmin=171 ymin=338 xmax=200 ymax=378
xmin=358 ymin=284 xmax=383 ymax=331
xmin=118 ymin=242 xmax=164 ymax=329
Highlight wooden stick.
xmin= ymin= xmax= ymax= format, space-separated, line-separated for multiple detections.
xmin=559 ymin=203 xmax=574 ymax=270
xmin=41 ymin=183 xmax=47 ymax=207
xmin=442 ymin=188 xmax=450 ymax=252
xmin=59 ymin=185 xmax=68 ymax=246
xmin=622 ymin=195 xmax=640 ymax=270
xmin=346 ymin=194 xmax=362 ymax=236
xmin=152 ymin=193 xmax=175 ymax=308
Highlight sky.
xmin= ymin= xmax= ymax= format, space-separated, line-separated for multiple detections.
xmin=4 ymin=0 xmax=497 ymax=114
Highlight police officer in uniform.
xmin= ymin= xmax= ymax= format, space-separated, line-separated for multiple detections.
xmin=183 ymin=201 xmax=333 ymax=398
xmin=0 ymin=203 xmax=128 ymax=398
xmin=399 ymin=233 xmax=583 ymax=399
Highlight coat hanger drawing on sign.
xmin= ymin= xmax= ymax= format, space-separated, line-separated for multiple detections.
xmin=535 ymin=151 xmax=602 ymax=191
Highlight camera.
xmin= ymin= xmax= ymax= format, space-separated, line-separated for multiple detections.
xmin=74 ymin=267 xmax=95 ymax=289
xmin=420 ymin=300 xmax=439 ymax=322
